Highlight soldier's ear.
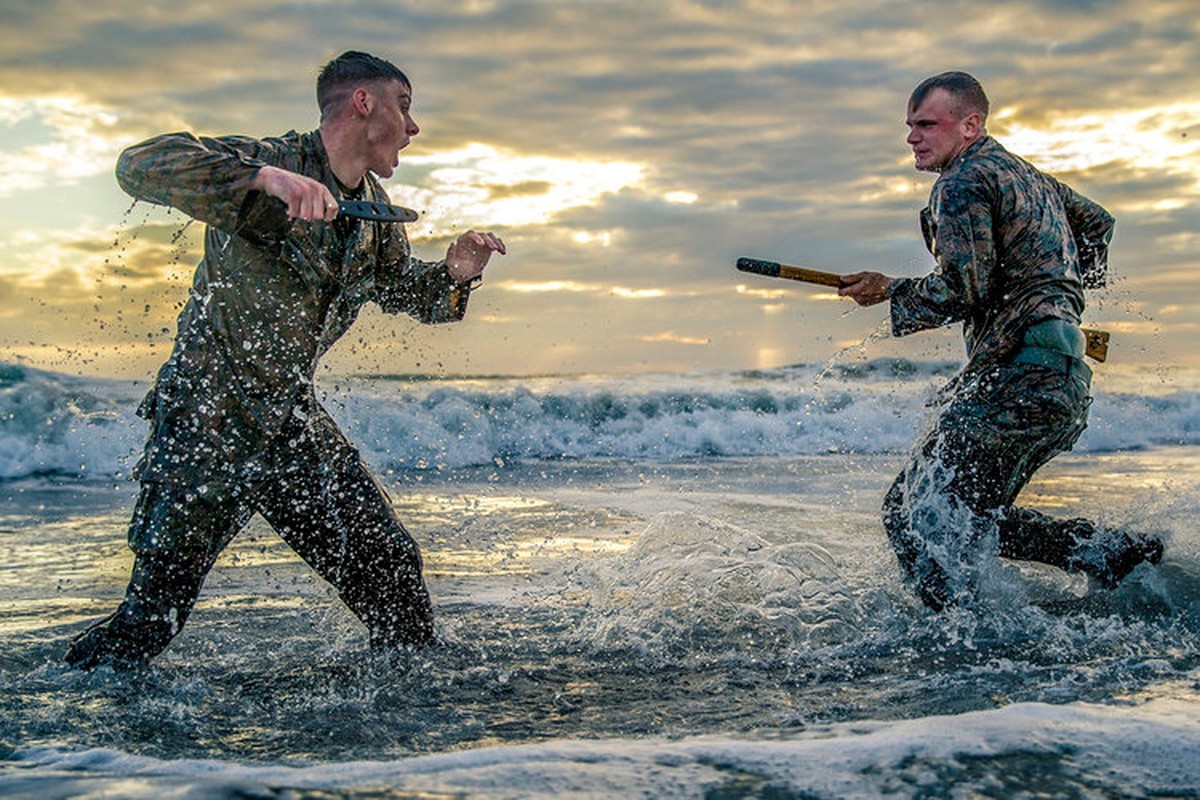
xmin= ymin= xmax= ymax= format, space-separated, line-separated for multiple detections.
xmin=351 ymin=87 xmax=373 ymax=118
xmin=961 ymin=111 xmax=983 ymax=138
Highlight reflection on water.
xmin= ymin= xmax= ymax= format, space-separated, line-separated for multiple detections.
xmin=0 ymin=451 xmax=1197 ymax=767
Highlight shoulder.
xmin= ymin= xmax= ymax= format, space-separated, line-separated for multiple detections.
xmin=934 ymin=137 xmax=1036 ymax=209
xmin=931 ymin=150 xmax=994 ymax=214
xmin=238 ymin=129 xmax=320 ymax=174
xmin=944 ymin=138 xmax=1014 ymax=183
xmin=970 ymin=137 xmax=1058 ymax=190
xmin=217 ymin=129 xmax=317 ymax=160
xmin=181 ymin=130 xmax=310 ymax=169
xmin=255 ymin=129 xmax=311 ymax=156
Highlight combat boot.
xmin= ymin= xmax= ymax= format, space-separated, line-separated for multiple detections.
xmin=1073 ymin=527 xmax=1165 ymax=589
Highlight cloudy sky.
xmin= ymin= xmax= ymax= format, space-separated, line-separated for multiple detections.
xmin=1 ymin=0 xmax=1197 ymax=380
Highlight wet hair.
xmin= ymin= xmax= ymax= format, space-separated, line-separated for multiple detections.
xmin=317 ymin=51 xmax=411 ymax=121
xmin=909 ymin=71 xmax=989 ymax=121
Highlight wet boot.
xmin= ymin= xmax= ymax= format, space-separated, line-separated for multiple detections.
xmin=1071 ymin=527 xmax=1165 ymax=589
xmin=64 ymin=552 xmax=204 ymax=670
xmin=64 ymin=611 xmax=156 ymax=670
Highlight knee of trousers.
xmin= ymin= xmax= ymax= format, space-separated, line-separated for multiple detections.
xmin=349 ymin=521 xmax=426 ymax=576
xmin=127 ymin=481 xmax=234 ymax=559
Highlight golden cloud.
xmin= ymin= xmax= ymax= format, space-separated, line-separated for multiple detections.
xmin=0 ymin=97 xmax=128 ymax=196
xmin=393 ymin=143 xmax=644 ymax=233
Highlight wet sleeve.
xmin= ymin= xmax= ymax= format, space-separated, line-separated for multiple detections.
xmin=115 ymin=132 xmax=281 ymax=236
xmin=889 ymin=182 xmax=996 ymax=336
xmin=374 ymin=222 xmax=472 ymax=324
xmin=1054 ymin=179 xmax=1114 ymax=289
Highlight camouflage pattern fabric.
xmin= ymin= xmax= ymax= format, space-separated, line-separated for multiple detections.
xmin=882 ymin=363 xmax=1090 ymax=610
xmin=881 ymin=136 xmax=1159 ymax=610
xmin=117 ymin=130 xmax=471 ymax=486
xmin=65 ymin=408 xmax=435 ymax=668
xmin=889 ymin=136 xmax=1114 ymax=377
xmin=66 ymin=130 xmax=465 ymax=666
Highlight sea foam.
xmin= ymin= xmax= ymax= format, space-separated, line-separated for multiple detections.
xmin=2 ymin=360 xmax=1197 ymax=480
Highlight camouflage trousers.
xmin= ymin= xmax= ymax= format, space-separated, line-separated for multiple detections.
xmin=65 ymin=412 xmax=434 ymax=669
xmin=882 ymin=362 xmax=1093 ymax=610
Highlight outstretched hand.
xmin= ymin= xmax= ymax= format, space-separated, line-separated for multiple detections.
xmin=446 ymin=231 xmax=507 ymax=283
xmin=252 ymin=165 xmax=340 ymax=222
xmin=839 ymin=271 xmax=895 ymax=307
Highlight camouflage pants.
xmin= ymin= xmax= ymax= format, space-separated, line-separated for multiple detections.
xmin=882 ymin=363 xmax=1092 ymax=610
xmin=65 ymin=412 xmax=434 ymax=669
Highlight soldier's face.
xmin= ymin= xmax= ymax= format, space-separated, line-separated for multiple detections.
xmin=363 ymin=79 xmax=420 ymax=179
xmin=905 ymin=88 xmax=979 ymax=172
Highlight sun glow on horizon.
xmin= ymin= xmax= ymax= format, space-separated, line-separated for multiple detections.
xmin=498 ymin=279 xmax=666 ymax=299
xmin=639 ymin=330 xmax=709 ymax=345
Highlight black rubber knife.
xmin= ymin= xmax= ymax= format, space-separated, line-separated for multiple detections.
xmin=337 ymin=200 xmax=419 ymax=223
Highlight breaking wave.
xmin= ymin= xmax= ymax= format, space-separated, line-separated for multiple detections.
xmin=2 ymin=360 xmax=1197 ymax=480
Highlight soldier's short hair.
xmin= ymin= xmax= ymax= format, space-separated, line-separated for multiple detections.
xmin=317 ymin=51 xmax=411 ymax=121
xmin=909 ymin=71 xmax=989 ymax=121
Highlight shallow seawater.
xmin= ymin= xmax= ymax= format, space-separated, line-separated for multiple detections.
xmin=2 ymin=450 xmax=1199 ymax=796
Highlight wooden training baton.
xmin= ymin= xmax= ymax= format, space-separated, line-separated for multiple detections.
xmin=735 ymin=257 xmax=1109 ymax=362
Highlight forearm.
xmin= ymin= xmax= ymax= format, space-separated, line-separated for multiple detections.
xmin=1055 ymin=179 xmax=1114 ymax=245
xmin=1056 ymin=180 xmax=1114 ymax=289
xmin=376 ymin=255 xmax=473 ymax=324
xmin=894 ymin=196 xmax=994 ymax=334
xmin=376 ymin=226 xmax=500 ymax=322
xmin=888 ymin=277 xmax=956 ymax=336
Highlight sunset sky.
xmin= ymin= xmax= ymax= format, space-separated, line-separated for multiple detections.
xmin=2 ymin=0 xmax=1197 ymax=381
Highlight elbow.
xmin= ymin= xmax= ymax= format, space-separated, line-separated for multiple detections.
xmin=114 ymin=146 xmax=142 ymax=199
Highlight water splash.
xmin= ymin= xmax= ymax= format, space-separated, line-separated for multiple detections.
xmin=579 ymin=511 xmax=863 ymax=658
xmin=812 ymin=320 xmax=896 ymax=387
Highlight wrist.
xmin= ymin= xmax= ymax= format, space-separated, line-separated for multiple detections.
xmin=250 ymin=165 xmax=275 ymax=192
xmin=448 ymin=264 xmax=482 ymax=289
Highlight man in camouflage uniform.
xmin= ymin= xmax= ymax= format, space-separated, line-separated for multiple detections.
xmin=66 ymin=51 xmax=506 ymax=668
xmin=839 ymin=72 xmax=1163 ymax=610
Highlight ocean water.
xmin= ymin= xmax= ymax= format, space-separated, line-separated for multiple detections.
xmin=2 ymin=359 xmax=1200 ymax=798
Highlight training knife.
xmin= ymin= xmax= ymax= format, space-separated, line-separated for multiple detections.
xmin=337 ymin=199 xmax=419 ymax=223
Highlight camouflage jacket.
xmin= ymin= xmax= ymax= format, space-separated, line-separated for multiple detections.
xmin=889 ymin=136 xmax=1113 ymax=375
xmin=117 ymin=129 xmax=472 ymax=485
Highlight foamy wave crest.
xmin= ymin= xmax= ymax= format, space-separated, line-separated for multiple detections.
xmin=7 ymin=698 xmax=1200 ymax=797
xmin=1081 ymin=390 xmax=1200 ymax=451
xmin=0 ymin=364 xmax=144 ymax=480
xmin=2 ymin=361 xmax=1199 ymax=480
xmin=339 ymin=364 xmax=1200 ymax=471
xmin=338 ymin=368 xmax=933 ymax=470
